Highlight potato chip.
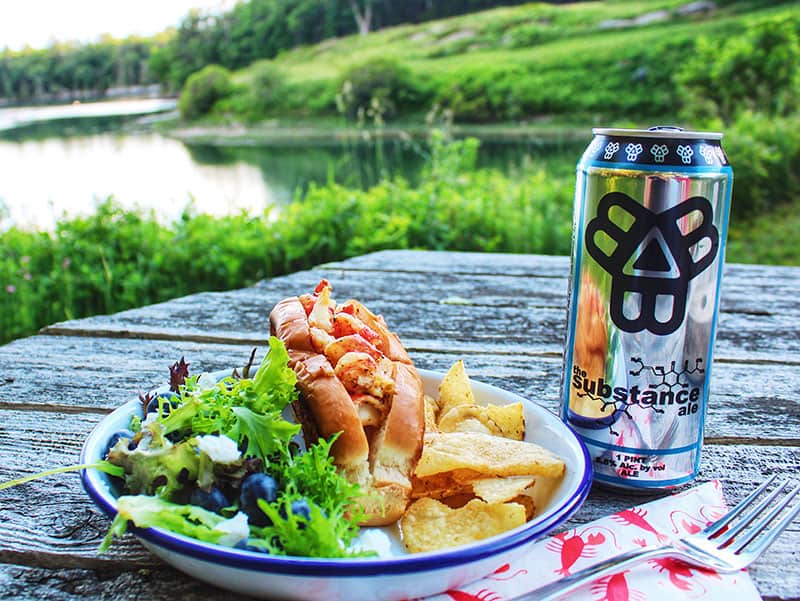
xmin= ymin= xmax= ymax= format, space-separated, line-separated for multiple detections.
xmin=401 ymin=497 xmax=526 ymax=553
xmin=415 ymin=431 xmax=566 ymax=479
xmin=437 ymin=360 xmax=475 ymax=419
xmin=423 ymin=394 xmax=440 ymax=433
xmin=510 ymin=494 xmax=536 ymax=520
xmin=523 ymin=475 xmax=562 ymax=515
xmin=410 ymin=472 xmax=468 ymax=499
xmin=437 ymin=402 xmax=525 ymax=440
xmin=471 ymin=476 xmax=536 ymax=504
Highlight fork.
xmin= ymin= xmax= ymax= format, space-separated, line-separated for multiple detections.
xmin=510 ymin=476 xmax=800 ymax=601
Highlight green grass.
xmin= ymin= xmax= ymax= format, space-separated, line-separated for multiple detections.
xmin=208 ymin=1 xmax=797 ymax=124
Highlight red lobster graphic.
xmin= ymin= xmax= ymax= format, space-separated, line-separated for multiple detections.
xmin=668 ymin=509 xmax=705 ymax=535
xmin=546 ymin=528 xmax=614 ymax=576
xmin=591 ymin=570 xmax=647 ymax=601
xmin=445 ymin=589 xmax=501 ymax=601
xmin=613 ymin=507 xmax=669 ymax=543
xmin=487 ymin=563 xmax=527 ymax=582
xmin=650 ymin=557 xmax=721 ymax=594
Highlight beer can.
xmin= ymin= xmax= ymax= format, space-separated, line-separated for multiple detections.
xmin=561 ymin=126 xmax=733 ymax=491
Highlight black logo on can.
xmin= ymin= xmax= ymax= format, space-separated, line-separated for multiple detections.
xmin=586 ymin=192 xmax=718 ymax=335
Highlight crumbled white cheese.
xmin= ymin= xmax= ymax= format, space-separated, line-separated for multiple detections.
xmin=196 ymin=372 xmax=220 ymax=391
xmin=195 ymin=434 xmax=241 ymax=464
xmin=213 ymin=512 xmax=250 ymax=547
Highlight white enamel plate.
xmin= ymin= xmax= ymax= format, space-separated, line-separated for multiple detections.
xmin=82 ymin=369 xmax=592 ymax=601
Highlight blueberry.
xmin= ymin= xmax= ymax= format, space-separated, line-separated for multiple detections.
xmin=239 ymin=473 xmax=278 ymax=527
xmin=104 ymin=429 xmax=136 ymax=457
xmin=146 ymin=392 xmax=179 ymax=417
xmin=235 ymin=540 xmax=270 ymax=553
xmin=279 ymin=498 xmax=314 ymax=529
xmin=189 ymin=486 xmax=229 ymax=514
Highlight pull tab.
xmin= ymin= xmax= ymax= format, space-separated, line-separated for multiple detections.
xmin=648 ymin=125 xmax=685 ymax=132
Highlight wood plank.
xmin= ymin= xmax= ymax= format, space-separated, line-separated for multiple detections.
xmin=326 ymin=250 xmax=800 ymax=314
xmin=0 ymin=336 xmax=798 ymax=441
xmin=0 ymin=561 xmax=796 ymax=601
xmin=0 ymin=335 xmax=264 ymax=413
xmin=38 ymin=264 xmax=800 ymax=362
xmin=0 ymin=565 xmax=255 ymax=601
xmin=0 ymin=406 xmax=796 ymax=598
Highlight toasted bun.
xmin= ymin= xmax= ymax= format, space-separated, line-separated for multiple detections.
xmin=269 ymin=286 xmax=424 ymax=526
xmin=292 ymin=351 xmax=370 ymax=468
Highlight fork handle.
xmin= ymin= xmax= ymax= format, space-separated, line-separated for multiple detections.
xmin=509 ymin=545 xmax=669 ymax=601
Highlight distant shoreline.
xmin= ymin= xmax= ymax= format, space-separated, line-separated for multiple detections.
xmin=166 ymin=121 xmax=593 ymax=147
xmin=0 ymin=97 xmax=609 ymax=146
xmin=0 ymin=98 xmax=177 ymax=132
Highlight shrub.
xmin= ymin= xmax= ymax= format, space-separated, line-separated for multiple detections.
xmin=676 ymin=15 xmax=800 ymax=122
xmin=178 ymin=65 xmax=235 ymax=120
xmin=0 ymin=135 xmax=575 ymax=345
xmin=336 ymin=57 xmax=422 ymax=121
xmin=724 ymin=112 xmax=800 ymax=218
xmin=248 ymin=61 xmax=288 ymax=115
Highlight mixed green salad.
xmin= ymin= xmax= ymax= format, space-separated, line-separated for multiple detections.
xmin=98 ymin=337 xmax=370 ymax=558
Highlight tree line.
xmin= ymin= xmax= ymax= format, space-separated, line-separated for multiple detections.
xmin=0 ymin=0 xmax=531 ymax=103
xmin=0 ymin=38 xmax=155 ymax=104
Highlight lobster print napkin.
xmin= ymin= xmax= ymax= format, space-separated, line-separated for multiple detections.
xmin=422 ymin=480 xmax=760 ymax=601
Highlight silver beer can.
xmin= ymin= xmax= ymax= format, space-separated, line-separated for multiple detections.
xmin=561 ymin=127 xmax=733 ymax=491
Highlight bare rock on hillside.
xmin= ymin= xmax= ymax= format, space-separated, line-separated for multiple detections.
xmin=438 ymin=29 xmax=476 ymax=45
xmin=600 ymin=9 xmax=671 ymax=29
xmin=676 ymin=1 xmax=717 ymax=16
xmin=600 ymin=1 xmax=716 ymax=29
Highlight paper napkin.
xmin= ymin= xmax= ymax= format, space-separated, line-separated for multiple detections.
xmin=421 ymin=480 xmax=760 ymax=601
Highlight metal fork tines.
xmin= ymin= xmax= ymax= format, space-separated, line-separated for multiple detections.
xmin=511 ymin=477 xmax=800 ymax=601
xmin=686 ymin=475 xmax=800 ymax=567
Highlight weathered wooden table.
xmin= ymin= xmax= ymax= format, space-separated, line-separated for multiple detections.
xmin=1 ymin=250 xmax=798 ymax=600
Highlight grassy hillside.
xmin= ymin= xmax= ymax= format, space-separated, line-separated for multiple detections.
xmin=194 ymin=0 xmax=796 ymax=125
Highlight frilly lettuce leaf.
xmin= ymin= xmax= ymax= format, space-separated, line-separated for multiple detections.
xmin=102 ymin=495 xmax=249 ymax=552
xmin=107 ymin=434 xmax=245 ymax=497
xmin=155 ymin=336 xmax=300 ymax=464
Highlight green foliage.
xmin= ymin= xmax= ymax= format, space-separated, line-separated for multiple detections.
xmin=336 ymin=57 xmax=422 ymax=121
xmin=724 ymin=112 xmax=800 ymax=218
xmin=676 ymin=14 xmax=800 ymax=122
xmin=0 ymin=39 xmax=155 ymax=102
xmin=178 ymin=65 xmax=234 ymax=119
xmin=727 ymin=199 xmax=800 ymax=266
xmin=248 ymin=61 xmax=288 ymax=115
xmin=0 ymin=135 xmax=572 ymax=345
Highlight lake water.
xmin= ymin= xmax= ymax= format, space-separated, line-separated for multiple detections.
xmin=0 ymin=100 xmax=585 ymax=230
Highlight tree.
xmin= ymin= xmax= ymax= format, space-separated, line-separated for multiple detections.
xmin=348 ymin=0 xmax=374 ymax=36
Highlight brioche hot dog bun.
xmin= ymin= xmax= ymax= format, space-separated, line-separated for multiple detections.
xmin=269 ymin=281 xmax=424 ymax=526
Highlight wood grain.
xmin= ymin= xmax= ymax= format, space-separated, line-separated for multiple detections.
xmin=39 ymin=258 xmax=800 ymax=363
xmin=1 ymin=250 xmax=798 ymax=600
xmin=1 ymin=336 xmax=797 ymax=442
xmin=0 ymin=407 xmax=797 ymax=584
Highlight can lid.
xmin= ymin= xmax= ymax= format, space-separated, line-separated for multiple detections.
xmin=593 ymin=126 xmax=723 ymax=140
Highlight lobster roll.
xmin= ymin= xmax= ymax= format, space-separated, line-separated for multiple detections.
xmin=269 ymin=280 xmax=425 ymax=525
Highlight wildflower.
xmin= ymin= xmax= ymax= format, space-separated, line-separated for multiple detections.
xmin=20 ymin=256 xmax=30 ymax=264
xmin=5 ymin=285 xmax=15 ymax=294
xmin=24 ymin=273 xmax=31 ymax=281
xmin=62 ymin=257 xmax=72 ymax=269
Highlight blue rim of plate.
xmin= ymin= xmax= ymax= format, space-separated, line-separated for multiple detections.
xmin=81 ymin=369 xmax=593 ymax=577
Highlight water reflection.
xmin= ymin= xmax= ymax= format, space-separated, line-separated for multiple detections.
xmin=0 ymin=131 xmax=275 ymax=230
xmin=0 ymin=110 xmax=585 ymax=231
